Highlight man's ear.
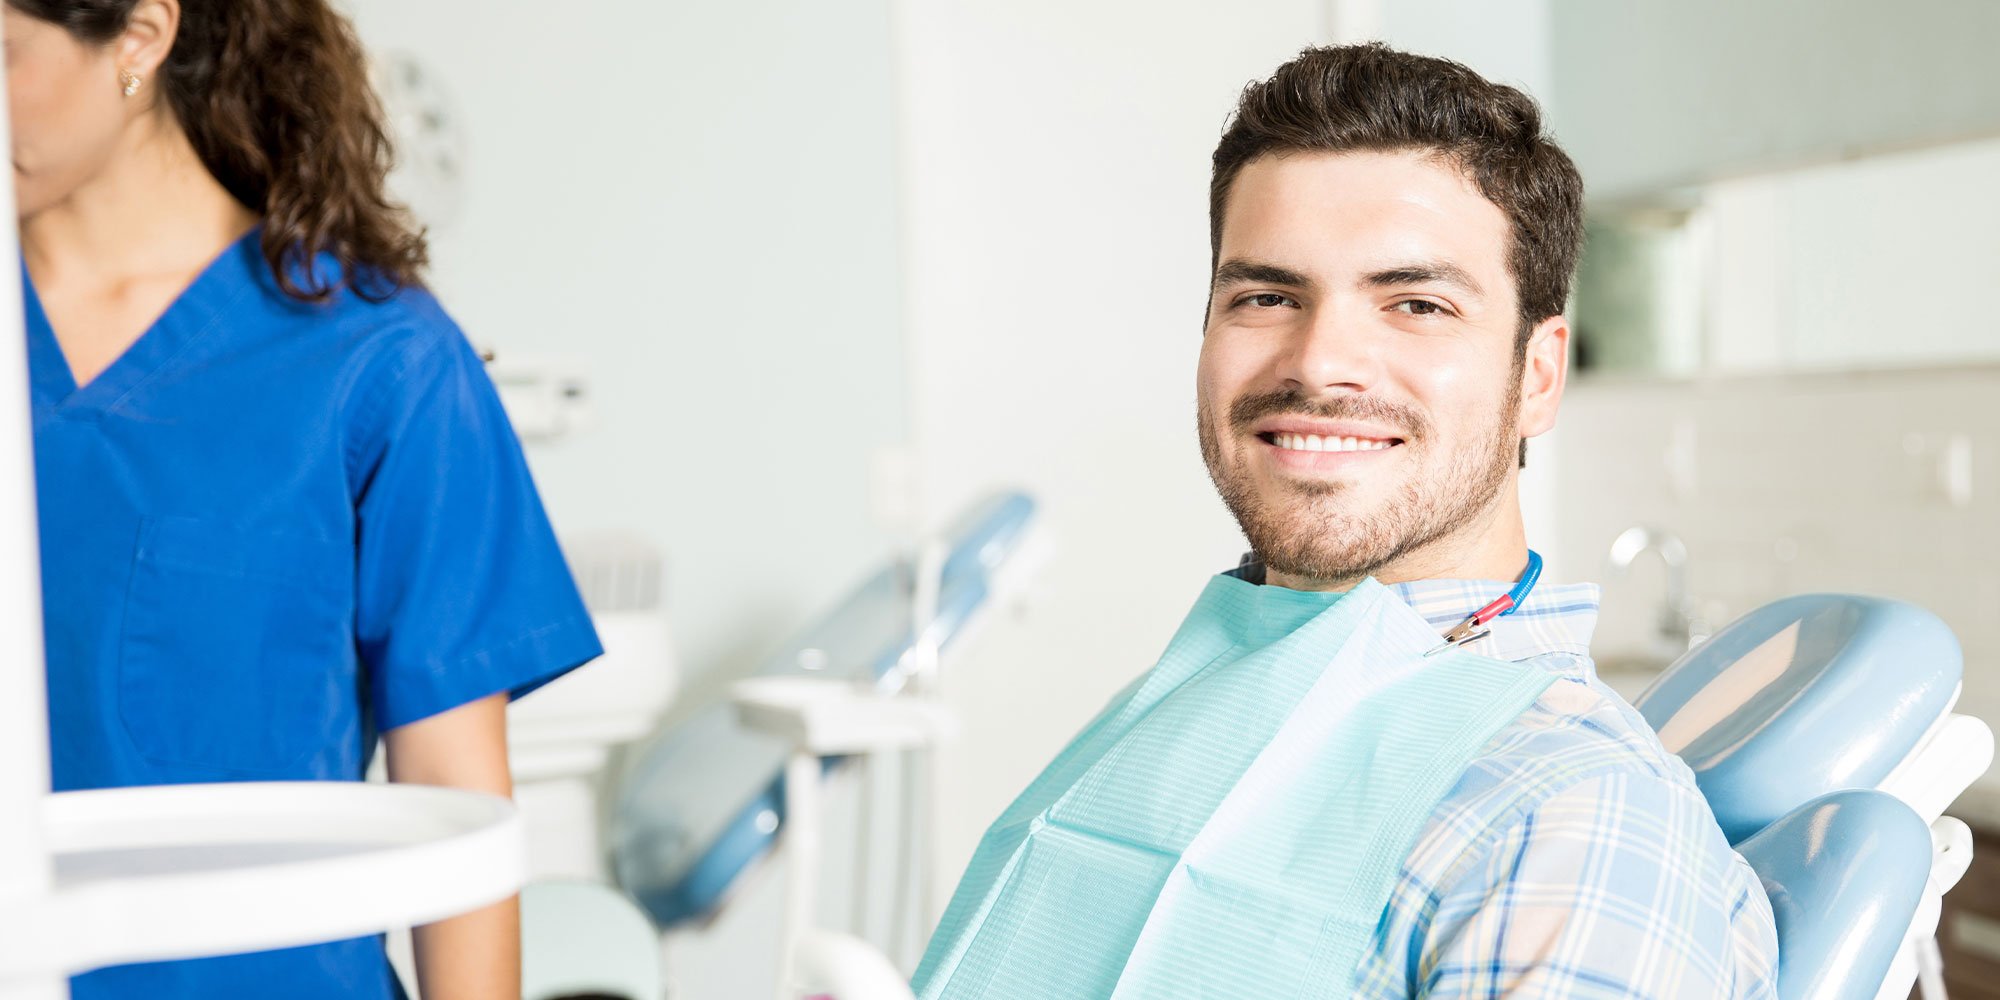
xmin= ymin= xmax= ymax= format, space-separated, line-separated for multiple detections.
xmin=1516 ymin=314 xmax=1569 ymax=443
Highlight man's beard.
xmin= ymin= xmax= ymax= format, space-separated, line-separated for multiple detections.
xmin=1197 ymin=383 xmax=1521 ymax=584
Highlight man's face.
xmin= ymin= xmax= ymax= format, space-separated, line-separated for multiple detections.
xmin=1198 ymin=149 xmax=1543 ymax=585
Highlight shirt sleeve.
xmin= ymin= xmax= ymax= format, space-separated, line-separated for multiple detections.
xmin=350 ymin=327 xmax=603 ymax=731
xmin=1417 ymin=772 xmax=1780 ymax=1000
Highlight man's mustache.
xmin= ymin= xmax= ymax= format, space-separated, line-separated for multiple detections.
xmin=1228 ymin=388 xmax=1429 ymax=440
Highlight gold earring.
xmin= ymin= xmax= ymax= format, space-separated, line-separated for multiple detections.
xmin=119 ymin=70 xmax=142 ymax=97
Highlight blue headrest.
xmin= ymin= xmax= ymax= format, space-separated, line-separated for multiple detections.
xmin=1735 ymin=790 xmax=1930 ymax=1000
xmin=1634 ymin=594 xmax=1960 ymax=844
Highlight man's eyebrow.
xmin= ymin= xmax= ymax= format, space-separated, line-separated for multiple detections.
xmin=1211 ymin=258 xmax=1314 ymax=291
xmin=1362 ymin=261 xmax=1485 ymax=297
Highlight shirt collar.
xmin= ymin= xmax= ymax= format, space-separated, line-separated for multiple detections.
xmin=1228 ymin=553 xmax=1600 ymax=663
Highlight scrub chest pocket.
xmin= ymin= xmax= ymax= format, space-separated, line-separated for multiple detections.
xmin=117 ymin=516 xmax=356 ymax=776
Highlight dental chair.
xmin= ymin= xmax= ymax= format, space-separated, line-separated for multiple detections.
xmin=1632 ymin=593 xmax=1993 ymax=1000
xmin=607 ymin=492 xmax=1043 ymax=934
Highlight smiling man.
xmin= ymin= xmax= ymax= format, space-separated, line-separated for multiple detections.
xmin=912 ymin=45 xmax=1778 ymax=999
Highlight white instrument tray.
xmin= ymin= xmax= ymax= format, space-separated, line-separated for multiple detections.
xmin=0 ymin=781 xmax=524 ymax=979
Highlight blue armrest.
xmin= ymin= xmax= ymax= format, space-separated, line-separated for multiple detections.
xmin=1736 ymin=790 xmax=1931 ymax=1000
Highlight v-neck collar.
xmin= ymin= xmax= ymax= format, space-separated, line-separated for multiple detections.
xmin=22 ymin=227 xmax=262 ymax=419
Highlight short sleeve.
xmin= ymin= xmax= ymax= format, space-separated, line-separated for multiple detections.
xmin=1418 ymin=772 xmax=1779 ymax=999
xmin=350 ymin=328 xmax=602 ymax=731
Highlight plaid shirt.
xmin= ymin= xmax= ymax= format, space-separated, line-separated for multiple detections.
xmin=1235 ymin=560 xmax=1780 ymax=998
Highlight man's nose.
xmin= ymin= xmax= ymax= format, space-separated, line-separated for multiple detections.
xmin=1276 ymin=303 xmax=1383 ymax=393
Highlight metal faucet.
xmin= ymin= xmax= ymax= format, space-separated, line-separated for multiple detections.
xmin=1606 ymin=525 xmax=1705 ymax=653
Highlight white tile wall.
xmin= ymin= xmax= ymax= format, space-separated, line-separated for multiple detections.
xmin=1555 ymin=366 xmax=2000 ymax=812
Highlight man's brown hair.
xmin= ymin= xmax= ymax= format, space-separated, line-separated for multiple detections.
xmin=1210 ymin=43 xmax=1585 ymax=343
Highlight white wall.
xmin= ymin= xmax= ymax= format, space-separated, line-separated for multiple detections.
xmin=1552 ymin=0 xmax=2000 ymax=201
xmin=1378 ymin=0 xmax=1553 ymax=103
xmin=343 ymin=0 xmax=910 ymax=693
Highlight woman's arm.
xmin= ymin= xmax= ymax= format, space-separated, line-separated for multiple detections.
xmin=384 ymin=693 xmax=520 ymax=1000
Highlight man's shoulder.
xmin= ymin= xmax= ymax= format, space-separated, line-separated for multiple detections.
xmin=1364 ymin=659 xmax=1779 ymax=1000
xmin=1420 ymin=658 xmax=1709 ymax=860
xmin=1394 ymin=654 xmax=1763 ymax=934
xmin=1477 ymin=661 xmax=1691 ymax=788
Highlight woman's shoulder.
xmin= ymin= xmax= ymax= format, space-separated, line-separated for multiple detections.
xmin=329 ymin=279 xmax=468 ymax=369
xmin=330 ymin=283 xmax=504 ymax=483
xmin=230 ymin=245 xmax=491 ymax=423
xmin=252 ymin=258 xmax=475 ymax=385
xmin=257 ymin=268 xmax=491 ymax=430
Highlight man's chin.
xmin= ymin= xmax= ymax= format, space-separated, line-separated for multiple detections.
xmin=1243 ymin=511 xmax=1401 ymax=583
xmin=1255 ymin=547 xmax=1389 ymax=586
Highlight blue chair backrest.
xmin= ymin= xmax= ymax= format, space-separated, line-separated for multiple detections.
xmin=1633 ymin=594 xmax=1957 ymax=999
xmin=608 ymin=492 xmax=1038 ymax=928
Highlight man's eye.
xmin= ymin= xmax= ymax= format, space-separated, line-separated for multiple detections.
xmin=1244 ymin=293 xmax=1296 ymax=309
xmin=1395 ymin=299 xmax=1448 ymax=316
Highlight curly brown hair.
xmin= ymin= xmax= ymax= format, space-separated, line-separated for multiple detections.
xmin=10 ymin=0 xmax=428 ymax=302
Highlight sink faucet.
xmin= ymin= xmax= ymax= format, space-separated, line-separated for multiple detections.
xmin=1606 ymin=525 xmax=1705 ymax=653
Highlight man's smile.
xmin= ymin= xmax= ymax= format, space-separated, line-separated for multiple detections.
xmin=1250 ymin=416 xmax=1406 ymax=472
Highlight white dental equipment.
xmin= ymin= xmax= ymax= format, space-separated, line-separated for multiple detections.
xmin=609 ymin=493 xmax=1044 ymax=939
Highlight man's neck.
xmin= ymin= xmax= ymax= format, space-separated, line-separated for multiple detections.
xmin=1263 ymin=489 xmax=1531 ymax=591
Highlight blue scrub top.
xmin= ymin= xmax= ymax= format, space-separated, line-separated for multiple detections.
xmin=26 ymin=232 xmax=604 ymax=999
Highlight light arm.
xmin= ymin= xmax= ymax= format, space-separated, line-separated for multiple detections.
xmin=384 ymin=692 xmax=519 ymax=1000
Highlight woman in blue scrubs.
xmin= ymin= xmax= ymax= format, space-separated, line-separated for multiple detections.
xmin=5 ymin=1 xmax=602 ymax=997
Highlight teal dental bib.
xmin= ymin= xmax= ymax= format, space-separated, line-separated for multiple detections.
xmin=912 ymin=576 xmax=1554 ymax=999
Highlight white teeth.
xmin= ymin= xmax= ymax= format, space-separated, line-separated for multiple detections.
xmin=1271 ymin=433 xmax=1394 ymax=453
